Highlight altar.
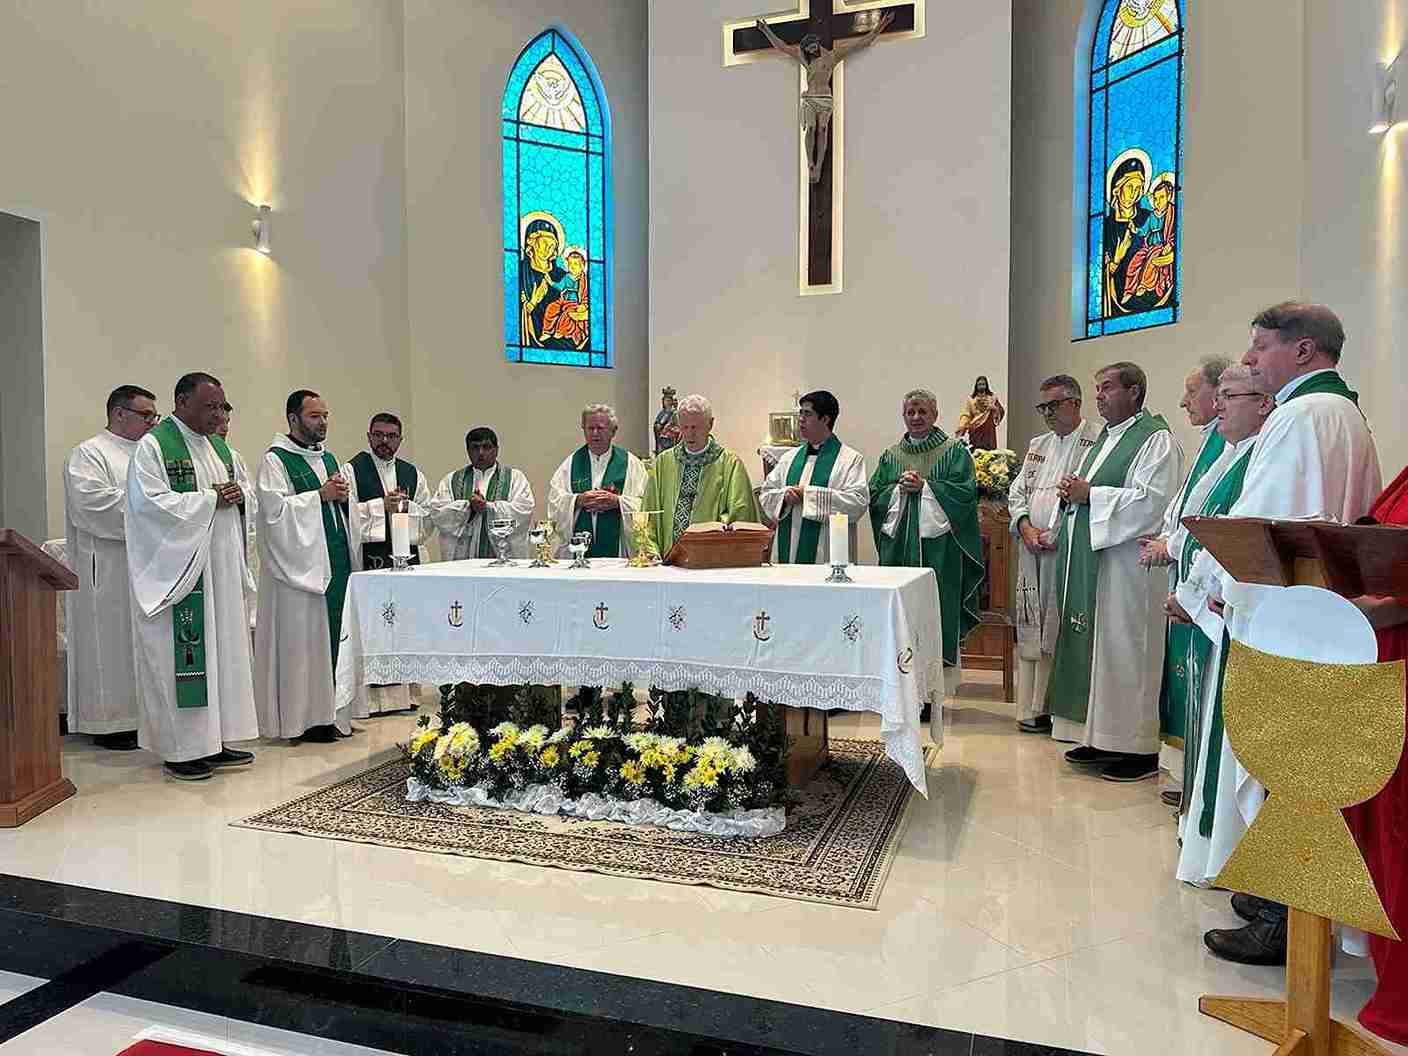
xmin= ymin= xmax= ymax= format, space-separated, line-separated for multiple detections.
xmin=335 ymin=559 xmax=944 ymax=794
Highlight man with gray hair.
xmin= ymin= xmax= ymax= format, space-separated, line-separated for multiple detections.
xmin=1046 ymin=361 xmax=1183 ymax=782
xmin=1138 ymin=354 xmax=1235 ymax=801
xmin=869 ymin=388 xmax=984 ymax=719
xmin=1006 ymin=375 xmax=1103 ymax=733
xmin=547 ymin=402 xmax=648 ymax=558
xmin=641 ymin=394 xmax=759 ymax=557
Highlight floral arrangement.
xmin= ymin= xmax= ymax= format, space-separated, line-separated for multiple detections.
xmin=405 ymin=684 xmax=787 ymax=816
xmin=972 ymin=448 xmax=1020 ymax=501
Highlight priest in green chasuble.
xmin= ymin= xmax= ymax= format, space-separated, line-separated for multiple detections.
xmin=547 ymin=403 xmax=648 ymax=558
xmin=868 ymin=389 xmax=984 ymax=694
xmin=759 ymin=390 xmax=868 ymax=565
xmin=125 ymin=372 xmax=258 ymax=781
xmin=641 ymin=394 xmax=760 ymax=557
xmin=254 ymin=389 xmax=357 ymax=745
xmin=1137 ymin=355 xmax=1230 ymax=799
xmin=1046 ymin=362 xmax=1183 ymax=783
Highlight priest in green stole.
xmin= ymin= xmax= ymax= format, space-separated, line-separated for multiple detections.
xmin=126 ymin=372 xmax=258 ymax=781
xmin=343 ymin=412 xmax=432 ymax=572
xmin=547 ymin=404 xmax=648 ymax=558
xmin=641 ymin=394 xmax=760 ymax=558
xmin=254 ymin=390 xmax=355 ymax=744
xmin=869 ymin=389 xmax=984 ymax=700
xmin=1137 ymin=356 xmax=1230 ymax=798
xmin=1166 ymin=367 xmax=1273 ymax=888
xmin=1046 ymin=362 xmax=1183 ymax=783
xmin=429 ymin=426 xmax=536 ymax=561
xmin=759 ymin=391 xmax=869 ymax=565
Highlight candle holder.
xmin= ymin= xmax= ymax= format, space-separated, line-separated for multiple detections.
xmin=627 ymin=511 xmax=662 ymax=568
xmin=569 ymin=530 xmax=593 ymax=569
xmin=825 ymin=563 xmax=853 ymax=584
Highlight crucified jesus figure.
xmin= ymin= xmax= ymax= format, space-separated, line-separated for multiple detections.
xmin=755 ymin=11 xmax=894 ymax=184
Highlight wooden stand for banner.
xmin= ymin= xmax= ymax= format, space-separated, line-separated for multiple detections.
xmin=0 ymin=529 xmax=79 ymax=827
xmin=1185 ymin=515 xmax=1400 ymax=1056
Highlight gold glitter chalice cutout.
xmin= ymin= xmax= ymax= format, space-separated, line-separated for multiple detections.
xmin=1214 ymin=640 xmax=1403 ymax=939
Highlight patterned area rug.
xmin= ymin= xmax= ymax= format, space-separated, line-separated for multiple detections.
xmin=234 ymin=738 xmax=924 ymax=909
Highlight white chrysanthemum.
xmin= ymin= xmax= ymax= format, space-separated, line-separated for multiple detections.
xmin=623 ymin=732 xmax=656 ymax=753
xmin=699 ymin=736 xmax=731 ymax=760
xmin=582 ymin=724 xmax=616 ymax=741
xmin=547 ymin=727 xmax=570 ymax=744
xmin=489 ymin=722 xmax=519 ymax=738
xmin=730 ymin=746 xmax=757 ymax=773
xmin=518 ymin=725 xmax=549 ymax=749
xmin=655 ymin=735 xmax=685 ymax=754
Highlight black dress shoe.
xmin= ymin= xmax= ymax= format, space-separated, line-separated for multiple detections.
xmin=919 ymin=703 xmax=932 ymax=723
xmin=1204 ymin=917 xmax=1287 ymax=966
xmin=333 ymin=725 xmax=355 ymax=739
xmin=1160 ymin=788 xmax=1183 ymax=808
xmin=1101 ymin=754 xmax=1159 ymax=782
xmin=1064 ymin=745 xmax=1123 ymax=766
xmin=164 ymin=760 xmax=213 ymax=781
xmin=200 ymin=748 xmax=254 ymax=769
xmin=1230 ymin=892 xmax=1273 ymax=923
xmin=298 ymin=724 xmax=339 ymax=744
xmin=1017 ymin=716 xmax=1053 ymax=733
xmin=94 ymin=731 xmax=140 ymax=751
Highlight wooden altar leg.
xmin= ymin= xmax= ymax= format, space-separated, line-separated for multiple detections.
xmin=1201 ymin=910 xmax=1393 ymax=1056
xmin=784 ymin=706 xmax=830 ymax=788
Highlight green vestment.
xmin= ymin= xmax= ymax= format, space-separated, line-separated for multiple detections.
xmin=1158 ymin=425 xmax=1228 ymax=746
xmin=641 ymin=440 xmax=760 ymax=557
xmin=868 ymin=431 xmax=984 ymax=667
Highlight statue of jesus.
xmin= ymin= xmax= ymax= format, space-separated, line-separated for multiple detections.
xmin=755 ymin=12 xmax=894 ymax=184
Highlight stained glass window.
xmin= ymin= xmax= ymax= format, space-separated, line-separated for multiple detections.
xmin=503 ymin=30 xmax=611 ymax=367
xmin=1082 ymin=0 xmax=1184 ymax=338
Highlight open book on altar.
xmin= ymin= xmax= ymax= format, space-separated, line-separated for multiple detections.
xmin=664 ymin=522 xmax=774 ymax=570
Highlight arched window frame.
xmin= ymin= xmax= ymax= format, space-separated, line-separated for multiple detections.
xmin=1074 ymin=0 xmax=1185 ymax=340
xmin=502 ymin=28 xmax=613 ymax=368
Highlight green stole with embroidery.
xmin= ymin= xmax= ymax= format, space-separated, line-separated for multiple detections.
xmin=1285 ymin=369 xmax=1360 ymax=405
xmin=1046 ymin=411 xmax=1171 ymax=724
xmin=777 ymin=435 xmax=842 ymax=564
xmin=349 ymin=451 xmax=420 ymax=568
xmin=1158 ymin=427 xmax=1229 ymax=745
xmin=1175 ymin=447 xmax=1253 ymax=835
xmin=451 ymin=464 xmax=512 ymax=558
xmin=570 ymin=445 xmax=628 ymax=558
xmin=151 ymin=419 xmax=235 ymax=709
xmin=269 ymin=444 xmax=352 ymax=671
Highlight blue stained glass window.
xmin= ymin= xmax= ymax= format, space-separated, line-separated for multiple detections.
xmin=1082 ymin=0 xmax=1184 ymax=339
xmin=503 ymin=29 xmax=611 ymax=367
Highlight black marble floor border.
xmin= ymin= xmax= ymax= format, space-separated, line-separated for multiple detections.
xmin=0 ymin=873 xmax=1094 ymax=1056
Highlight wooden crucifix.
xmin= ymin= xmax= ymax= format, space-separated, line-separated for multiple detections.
xmin=725 ymin=1 xmax=923 ymax=295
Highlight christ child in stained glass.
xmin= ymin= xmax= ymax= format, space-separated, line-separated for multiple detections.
xmin=1123 ymin=175 xmax=1176 ymax=307
xmin=542 ymin=248 xmax=591 ymax=349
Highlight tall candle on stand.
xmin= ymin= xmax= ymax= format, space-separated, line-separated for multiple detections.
xmin=829 ymin=513 xmax=849 ymax=567
xmin=390 ymin=512 xmax=411 ymax=558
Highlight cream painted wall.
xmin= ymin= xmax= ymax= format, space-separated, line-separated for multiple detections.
xmin=649 ymin=0 xmax=1011 ymax=545
xmin=402 ymin=1 xmax=649 ymax=512
xmin=1301 ymin=0 xmax=1408 ymax=473
xmin=1009 ymin=0 xmax=1306 ymax=462
xmin=0 ymin=1 xmax=411 ymax=539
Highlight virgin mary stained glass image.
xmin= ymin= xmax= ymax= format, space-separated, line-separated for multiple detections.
xmin=518 ymin=213 xmax=591 ymax=353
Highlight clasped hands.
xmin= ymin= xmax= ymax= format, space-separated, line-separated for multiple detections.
xmin=214 ymin=482 xmax=245 ymax=508
xmin=1018 ymin=520 xmax=1056 ymax=554
xmin=575 ymin=488 xmax=621 ymax=513
xmin=1138 ymin=534 xmax=1172 ymax=568
xmin=1056 ymin=474 xmax=1090 ymax=505
xmin=897 ymin=470 xmax=926 ymax=495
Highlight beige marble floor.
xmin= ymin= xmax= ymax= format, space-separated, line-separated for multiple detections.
xmin=2 ymin=679 xmax=1403 ymax=1056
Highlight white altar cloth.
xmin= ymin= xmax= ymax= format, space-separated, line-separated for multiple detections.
xmin=335 ymin=559 xmax=943 ymax=793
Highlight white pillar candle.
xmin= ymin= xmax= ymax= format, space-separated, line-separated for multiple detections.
xmin=829 ymin=512 xmax=849 ymax=566
xmin=391 ymin=512 xmax=411 ymax=557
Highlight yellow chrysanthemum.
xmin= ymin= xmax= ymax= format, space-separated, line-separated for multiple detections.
xmin=540 ymin=745 xmax=561 ymax=768
xmin=620 ymin=761 xmax=646 ymax=786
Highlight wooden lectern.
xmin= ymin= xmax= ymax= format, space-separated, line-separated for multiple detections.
xmin=1183 ymin=515 xmax=1408 ymax=1056
xmin=0 ymin=529 xmax=78 ymax=827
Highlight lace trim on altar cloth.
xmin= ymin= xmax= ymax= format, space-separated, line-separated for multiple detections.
xmin=359 ymin=653 xmax=939 ymax=712
xmin=405 ymin=777 xmax=786 ymax=838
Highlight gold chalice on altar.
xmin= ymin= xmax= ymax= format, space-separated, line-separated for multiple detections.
xmin=528 ymin=520 xmax=557 ymax=568
xmin=627 ymin=510 xmax=661 ymax=568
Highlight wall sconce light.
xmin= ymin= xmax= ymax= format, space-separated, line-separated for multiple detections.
xmin=1371 ymin=56 xmax=1400 ymax=134
xmin=251 ymin=204 xmax=272 ymax=254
